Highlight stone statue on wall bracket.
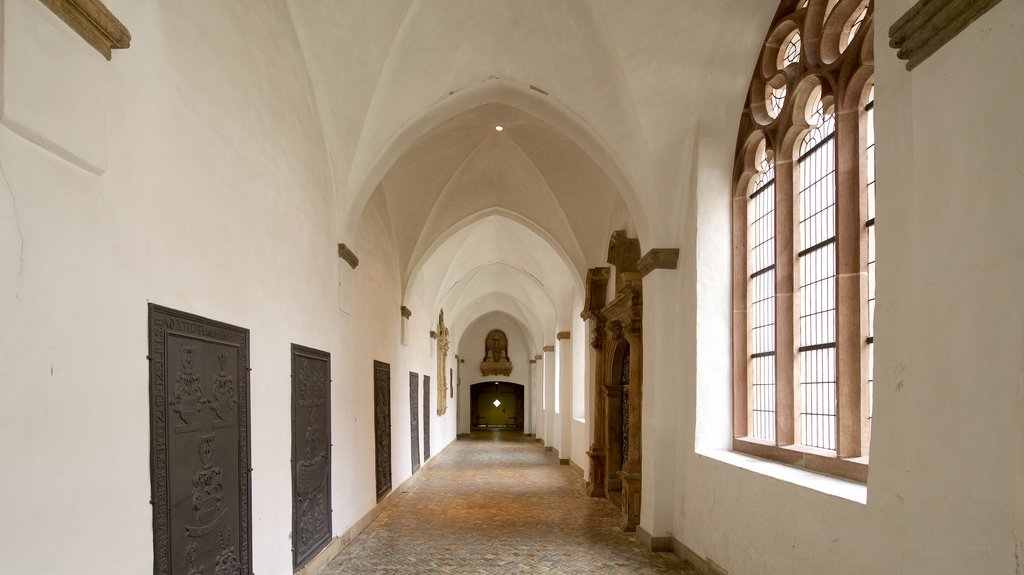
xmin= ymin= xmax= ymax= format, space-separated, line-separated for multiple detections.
xmin=480 ymin=329 xmax=513 ymax=377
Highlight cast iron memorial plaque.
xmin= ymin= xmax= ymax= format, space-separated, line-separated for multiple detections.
xmin=291 ymin=344 xmax=331 ymax=569
xmin=409 ymin=372 xmax=420 ymax=474
xmin=423 ymin=376 xmax=431 ymax=460
xmin=148 ymin=304 xmax=251 ymax=575
xmin=373 ymin=361 xmax=392 ymax=502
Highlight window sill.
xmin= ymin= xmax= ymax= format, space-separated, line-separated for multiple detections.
xmin=732 ymin=437 xmax=868 ymax=483
xmin=693 ymin=439 xmax=867 ymax=504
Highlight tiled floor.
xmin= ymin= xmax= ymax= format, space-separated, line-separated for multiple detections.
xmin=322 ymin=430 xmax=696 ymax=574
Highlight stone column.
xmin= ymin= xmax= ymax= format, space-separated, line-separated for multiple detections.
xmin=586 ymin=318 xmax=607 ymax=497
xmin=543 ymin=345 xmax=556 ymax=449
xmin=619 ymin=275 xmax=643 ymax=532
xmin=557 ymin=331 xmax=572 ymax=461
xmin=533 ymin=355 xmax=544 ymax=439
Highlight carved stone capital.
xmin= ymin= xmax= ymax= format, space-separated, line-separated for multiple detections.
xmin=556 ymin=331 xmax=570 ymax=340
xmin=400 ymin=306 xmax=412 ymax=319
xmin=542 ymin=345 xmax=555 ymax=353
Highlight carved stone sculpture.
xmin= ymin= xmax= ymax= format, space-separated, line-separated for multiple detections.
xmin=436 ymin=310 xmax=449 ymax=416
xmin=480 ymin=329 xmax=513 ymax=376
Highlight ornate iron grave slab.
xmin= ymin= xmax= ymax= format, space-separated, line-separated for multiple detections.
xmin=373 ymin=361 xmax=392 ymax=502
xmin=148 ymin=304 xmax=251 ymax=575
xmin=423 ymin=376 xmax=431 ymax=461
xmin=409 ymin=372 xmax=421 ymax=474
xmin=291 ymin=345 xmax=331 ymax=569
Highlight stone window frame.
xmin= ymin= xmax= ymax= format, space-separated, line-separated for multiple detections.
xmin=731 ymin=0 xmax=874 ymax=483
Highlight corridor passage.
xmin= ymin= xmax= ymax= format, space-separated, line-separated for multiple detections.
xmin=322 ymin=431 xmax=695 ymax=574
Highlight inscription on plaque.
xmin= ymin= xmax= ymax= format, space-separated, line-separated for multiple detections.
xmin=373 ymin=361 xmax=392 ymax=501
xmin=423 ymin=376 xmax=431 ymax=461
xmin=291 ymin=345 xmax=331 ymax=569
xmin=148 ymin=304 xmax=251 ymax=575
xmin=409 ymin=373 xmax=421 ymax=474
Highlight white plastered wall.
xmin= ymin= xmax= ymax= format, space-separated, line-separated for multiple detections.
xmin=0 ymin=2 xmax=457 ymax=574
xmin=455 ymin=314 xmax=533 ymax=435
xmin=646 ymin=2 xmax=1024 ymax=574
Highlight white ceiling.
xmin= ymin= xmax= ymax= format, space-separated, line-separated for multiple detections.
xmin=285 ymin=0 xmax=777 ymax=344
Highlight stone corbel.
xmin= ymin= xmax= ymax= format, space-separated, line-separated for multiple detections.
xmin=39 ymin=0 xmax=130 ymax=60
xmin=890 ymin=0 xmax=1003 ymax=70
xmin=637 ymin=248 xmax=679 ymax=277
xmin=338 ymin=244 xmax=359 ymax=269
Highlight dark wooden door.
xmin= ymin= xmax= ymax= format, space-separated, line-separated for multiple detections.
xmin=409 ymin=373 xmax=420 ymax=474
xmin=148 ymin=304 xmax=252 ymax=575
xmin=291 ymin=345 xmax=331 ymax=569
xmin=373 ymin=361 xmax=392 ymax=502
xmin=423 ymin=376 xmax=431 ymax=460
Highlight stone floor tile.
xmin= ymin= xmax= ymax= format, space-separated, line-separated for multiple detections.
xmin=321 ymin=430 xmax=696 ymax=575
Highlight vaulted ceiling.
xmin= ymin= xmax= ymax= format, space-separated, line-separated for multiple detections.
xmin=285 ymin=0 xmax=778 ymax=346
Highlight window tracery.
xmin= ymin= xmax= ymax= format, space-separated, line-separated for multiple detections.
xmin=731 ymin=0 xmax=874 ymax=481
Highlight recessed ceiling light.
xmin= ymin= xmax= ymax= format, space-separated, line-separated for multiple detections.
xmin=493 ymin=399 xmax=501 ymax=407
xmin=494 ymin=125 xmax=504 ymax=132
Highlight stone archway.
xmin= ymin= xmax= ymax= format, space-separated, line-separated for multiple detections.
xmin=582 ymin=231 xmax=643 ymax=531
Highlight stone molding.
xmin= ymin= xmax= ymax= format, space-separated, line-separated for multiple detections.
xmin=400 ymin=306 xmax=411 ymax=319
xmin=637 ymin=248 xmax=679 ymax=277
xmin=890 ymin=0 xmax=1003 ymax=70
xmin=542 ymin=345 xmax=555 ymax=352
xmin=556 ymin=331 xmax=570 ymax=340
xmin=39 ymin=0 xmax=130 ymax=60
xmin=337 ymin=243 xmax=359 ymax=269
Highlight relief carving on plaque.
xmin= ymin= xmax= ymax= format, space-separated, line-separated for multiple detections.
xmin=423 ymin=376 xmax=431 ymax=461
xmin=291 ymin=345 xmax=331 ymax=569
xmin=373 ymin=361 xmax=392 ymax=501
xmin=149 ymin=304 xmax=251 ymax=575
xmin=409 ymin=373 xmax=421 ymax=474
xmin=480 ymin=329 xmax=513 ymax=377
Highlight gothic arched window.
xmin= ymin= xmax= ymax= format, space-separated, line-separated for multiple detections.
xmin=732 ymin=0 xmax=874 ymax=481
